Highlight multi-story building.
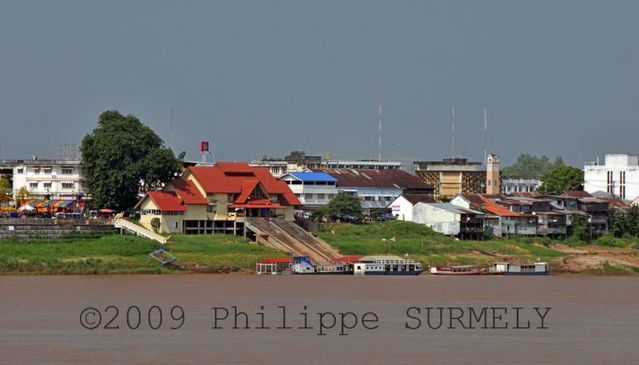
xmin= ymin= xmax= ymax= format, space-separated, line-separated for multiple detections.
xmin=412 ymin=203 xmax=485 ymax=239
xmin=136 ymin=162 xmax=301 ymax=234
xmin=12 ymin=159 xmax=85 ymax=199
xmin=584 ymin=154 xmax=639 ymax=200
xmin=319 ymin=160 xmax=401 ymax=170
xmin=414 ymin=155 xmax=500 ymax=197
xmin=279 ymin=172 xmax=338 ymax=208
xmin=501 ymin=178 xmax=541 ymax=194
xmin=314 ymin=168 xmax=433 ymax=215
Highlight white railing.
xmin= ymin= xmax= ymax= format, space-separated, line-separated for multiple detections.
xmin=113 ymin=219 xmax=168 ymax=244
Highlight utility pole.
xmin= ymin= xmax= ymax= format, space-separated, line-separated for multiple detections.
xmin=378 ymin=89 xmax=383 ymax=161
xmin=483 ymin=107 xmax=488 ymax=163
xmin=451 ymin=107 xmax=456 ymax=159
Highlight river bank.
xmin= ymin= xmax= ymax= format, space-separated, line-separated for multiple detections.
xmin=1 ymin=221 xmax=638 ymax=275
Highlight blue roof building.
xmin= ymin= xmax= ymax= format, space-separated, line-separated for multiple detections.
xmin=280 ymin=172 xmax=339 ymax=208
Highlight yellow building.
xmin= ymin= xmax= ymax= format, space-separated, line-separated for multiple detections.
xmin=414 ymin=156 xmax=501 ymax=198
xmin=136 ymin=162 xmax=301 ymax=234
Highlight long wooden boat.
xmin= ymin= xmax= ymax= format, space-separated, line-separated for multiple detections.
xmin=429 ymin=265 xmax=482 ymax=275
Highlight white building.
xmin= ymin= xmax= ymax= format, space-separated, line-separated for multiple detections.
xmin=584 ymin=154 xmax=639 ymax=200
xmin=502 ymin=178 xmax=541 ymax=194
xmin=12 ymin=160 xmax=86 ymax=199
xmin=412 ymin=203 xmax=484 ymax=239
xmin=279 ymin=172 xmax=338 ymax=208
xmin=388 ymin=194 xmax=436 ymax=221
xmin=250 ymin=160 xmax=309 ymax=178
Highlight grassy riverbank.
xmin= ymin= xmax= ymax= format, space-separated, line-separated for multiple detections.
xmin=1 ymin=221 xmax=638 ymax=274
xmin=317 ymin=221 xmax=639 ymax=275
xmin=0 ymin=234 xmax=285 ymax=274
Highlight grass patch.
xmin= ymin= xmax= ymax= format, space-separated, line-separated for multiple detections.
xmin=317 ymin=221 xmax=567 ymax=266
xmin=0 ymin=233 xmax=285 ymax=274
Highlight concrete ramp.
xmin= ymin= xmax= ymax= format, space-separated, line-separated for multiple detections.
xmin=245 ymin=218 xmax=340 ymax=263
xmin=114 ymin=219 xmax=168 ymax=244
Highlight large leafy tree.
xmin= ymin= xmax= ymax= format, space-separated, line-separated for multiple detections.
xmin=539 ymin=165 xmax=584 ymax=195
xmin=501 ymin=154 xmax=556 ymax=179
xmin=323 ymin=194 xmax=363 ymax=217
xmin=0 ymin=178 xmax=11 ymax=201
xmin=80 ymin=110 xmax=181 ymax=210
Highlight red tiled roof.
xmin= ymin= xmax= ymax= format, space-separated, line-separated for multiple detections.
xmin=148 ymin=191 xmax=186 ymax=212
xmin=235 ymin=180 xmax=261 ymax=204
xmin=258 ymin=258 xmax=292 ymax=264
xmin=479 ymin=196 xmax=524 ymax=217
xmin=187 ymin=162 xmax=300 ymax=206
xmin=171 ymin=179 xmax=207 ymax=205
xmin=334 ymin=256 xmax=363 ymax=262
xmin=314 ymin=168 xmax=432 ymax=190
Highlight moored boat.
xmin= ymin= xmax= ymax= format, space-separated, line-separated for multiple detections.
xmin=353 ymin=255 xmax=423 ymax=275
xmin=489 ymin=262 xmax=549 ymax=275
xmin=429 ymin=265 xmax=482 ymax=275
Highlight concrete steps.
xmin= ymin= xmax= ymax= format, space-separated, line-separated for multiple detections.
xmin=245 ymin=218 xmax=340 ymax=263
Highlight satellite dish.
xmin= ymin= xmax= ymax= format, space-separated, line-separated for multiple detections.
xmin=177 ymin=151 xmax=186 ymax=160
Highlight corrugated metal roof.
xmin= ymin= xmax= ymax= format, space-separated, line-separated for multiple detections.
xmin=402 ymin=194 xmax=436 ymax=205
xmin=314 ymin=168 xmax=432 ymax=190
xmin=288 ymin=172 xmax=337 ymax=183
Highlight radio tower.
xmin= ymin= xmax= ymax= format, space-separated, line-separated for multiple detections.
xmin=378 ymin=89 xmax=383 ymax=161
xmin=451 ymin=107 xmax=456 ymax=159
xmin=169 ymin=107 xmax=174 ymax=151
xmin=483 ymin=107 xmax=488 ymax=163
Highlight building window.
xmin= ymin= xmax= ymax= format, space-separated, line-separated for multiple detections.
xmin=29 ymin=182 xmax=38 ymax=189
xmin=304 ymin=193 xmax=314 ymax=200
xmin=43 ymin=167 xmax=52 ymax=174
xmin=328 ymin=194 xmax=335 ymax=200
xmin=317 ymin=193 xmax=326 ymax=200
xmin=34 ymin=167 xmax=40 ymax=174
xmin=43 ymin=183 xmax=52 ymax=189
xmin=61 ymin=183 xmax=74 ymax=189
xmin=61 ymin=167 xmax=73 ymax=175
xmin=17 ymin=168 xmax=23 ymax=174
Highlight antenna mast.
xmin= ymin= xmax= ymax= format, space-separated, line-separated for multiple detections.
xmin=378 ymin=89 xmax=383 ymax=161
xmin=169 ymin=107 xmax=174 ymax=151
xmin=483 ymin=107 xmax=488 ymax=162
xmin=451 ymin=107 xmax=456 ymax=158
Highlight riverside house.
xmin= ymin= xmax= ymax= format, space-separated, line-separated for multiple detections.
xmin=136 ymin=162 xmax=301 ymax=234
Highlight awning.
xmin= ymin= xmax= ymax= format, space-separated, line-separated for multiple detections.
xmin=53 ymin=200 xmax=73 ymax=208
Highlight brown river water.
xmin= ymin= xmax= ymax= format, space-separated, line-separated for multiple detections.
xmin=0 ymin=275 xmax=637 ymax=364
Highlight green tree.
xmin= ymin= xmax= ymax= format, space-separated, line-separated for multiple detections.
xmin=150 ymin=217 xmax=161 ymax=233
xmin=608 ymin=207 xmax=626 ymax=238
xmin=625 ymin=205 xmax=639 ymax=237
xmin=323 ymin=194 xmax=363 ymax=217
xmin=501 ymin=154 xmax=554 ymax=179
xmin=539 ymin=165 xmax=584 ymax=195
xmin=0 ymin=178 xmax=10 ymax=201
xmin=15 ymin=186 xmax=31 ymax=200
xmin=80 ymin=110 xmax=181 ymax=211
xmin=570 ymin=214 xmax=590 ymax=242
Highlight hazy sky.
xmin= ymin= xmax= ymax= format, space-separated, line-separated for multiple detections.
xmin=1 ymin=0 xmax=638 ymax=166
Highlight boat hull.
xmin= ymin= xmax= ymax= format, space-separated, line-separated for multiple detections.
xmin=430 ymin=271 xmax=481 ymax=275
xmin=356 ymin=270 xmax=423 ymax=276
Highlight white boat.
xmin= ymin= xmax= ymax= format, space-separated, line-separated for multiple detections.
xmin=490 ymin=262 xmax=549 ymax=275
xmin=353 ymin=255 xmax=422 ymax=276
